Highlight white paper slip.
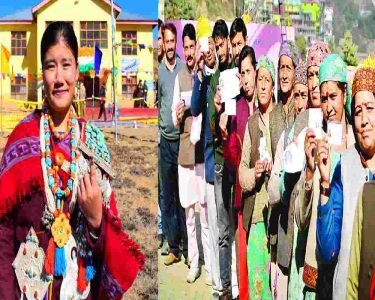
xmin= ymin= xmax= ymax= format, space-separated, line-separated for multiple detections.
xmin=180 ymin=90 xmax=192 ymax=108
xmin=327 ymin=122 xmax=343 ymax=146
xmin=219 ymin=68 xmax=240 ymax=103
xmin=308 ymin=108 xmax=323 ymax=139
xmin=259 ymin=136 xmax=270 ymax=162
xmin=284 ymin=142 xmax=305 ymax=173
xmin=199 ymin=37 xmax=209 ymax=53
xmin=225 ymin=98 xmax=236 ymax=116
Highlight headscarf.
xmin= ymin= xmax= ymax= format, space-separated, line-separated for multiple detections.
xmin=279 ymin=40 xmax=300 ymax=67
xmin=257 ymin=55 xmax=276 ymax=84
xmin=319 ymin=54 xmax=352 ymax=116
xmin=295 ymin=60 xmax=307 ymax=86
xmin=307 ymin=41 xmax=331 ymax=68
xmin=319 ymin=54 xmax=347 ymax=86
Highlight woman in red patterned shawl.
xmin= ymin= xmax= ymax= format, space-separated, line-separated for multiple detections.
xmin=0 ymin=22 xmax=144 ymax=300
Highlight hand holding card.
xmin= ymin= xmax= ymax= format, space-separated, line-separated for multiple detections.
xmin=308 ymin=108 xmax=323 ymax=140
xmin=180 ymin=90 xmax=192 ymax=108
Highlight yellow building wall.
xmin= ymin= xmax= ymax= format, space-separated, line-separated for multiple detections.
xmin=0 ymin=23 xmax=37 ymax=100
xmin=35 ymin=0 xmax=115 ymax=102
xmin=0 ymin=0 xmax=155 ymax=108
xmin=115 ymin=24 xmax=155 ymax=107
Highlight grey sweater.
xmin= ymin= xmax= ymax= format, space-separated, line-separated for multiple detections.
xmin=158 ymin=57 xmax=183 ymax=141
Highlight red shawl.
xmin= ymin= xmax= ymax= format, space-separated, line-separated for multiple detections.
xmin=0 ymin=111 xmax=145 ymax=299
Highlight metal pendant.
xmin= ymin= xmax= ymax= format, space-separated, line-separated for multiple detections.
xmin=12 ymin=227 xmax=50 ymax=300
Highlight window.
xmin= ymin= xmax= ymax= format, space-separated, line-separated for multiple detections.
xmin=80 ymin=21 xmax=108 ymax=48
xmin=122 ymin=31 xmax=137 ymax=56
xmin=122 ymin=75 xmax=137 ymax=97
xmin=11 ymin=77 xmax=27 ymax=99
xmin=11 ymin=31 xmax=27 ymax=56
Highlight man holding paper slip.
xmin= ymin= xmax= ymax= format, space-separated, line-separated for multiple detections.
xmin=172 ymin=23 xmax=210 ymax=284
xmin=158 ymin=23 xmax=188 ymax=267
xmin=207 ymin=18 xmax=244 ymax=299
xmin=191 ymin=17 xmax=222 ymax=294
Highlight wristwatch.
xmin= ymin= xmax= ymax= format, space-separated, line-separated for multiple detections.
xmin=320 ymin=179 xmax=331 ymax=197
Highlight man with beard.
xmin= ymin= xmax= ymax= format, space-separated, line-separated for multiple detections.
xmin=229 ymin=17 xmax=247 ymax=67
xmin=157 ymin=19 xmax=168 ymax=254
xmin=220 ymin=45 xmax=257 ymax=300
xmin=208 ymin=19 xmax=237 ymax=300
xmin=172 ymin=23 xmax=210 ymax=283
xmin=158 ymin=22 xmax=188 ymax=266
xmin=158 ymin=19 xmax=165 ymax=63
xmin=191 ymin=16 xmax=220 ymax=294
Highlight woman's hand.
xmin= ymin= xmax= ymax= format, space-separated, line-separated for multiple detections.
xmin=77 ymin=161 xmax=103 ymax=231
xmin=304 ymin=129 xmax=317 ymax=180
xmin=254 ymin=160 xmax=266 ymax=183
xmin=317 ymin=138 xmax=331 ymax=185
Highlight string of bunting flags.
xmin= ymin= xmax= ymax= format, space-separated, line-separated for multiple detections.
xmin=122 ymin=40 xmax=154 ymax=52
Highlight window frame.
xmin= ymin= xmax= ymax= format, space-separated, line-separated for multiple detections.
xmin=80 ymin=21 xmax=108 ymax=48
xmin=122 ymin=31 xmax=137 ymax=56
xmin=11 ymin=31 xmax=27 ymax=56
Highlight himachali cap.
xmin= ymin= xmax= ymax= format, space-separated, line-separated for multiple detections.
xmin=279 ymin=40 xmax=300 ymax=67
xmin=295 ymin=60 xmax=307 ymax=86
xmin=352 ymin=68 xmax=375 ymax=97
xmin=307 ymin=41 xmax=331 ymax=68
xmin=257 ymin=55 xmax=276 ymax=84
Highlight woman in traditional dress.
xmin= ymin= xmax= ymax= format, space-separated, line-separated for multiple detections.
xmin=346 ymin=62 xmax=375 ymax=299
xmin=315 ymin=62 xmax=375 ymax=299
xmin=0 ymin=22 xmax=144 ymax=300
xmin=299 ymin=54 xmax=354 ymax=299
xmin=268 ymin=61 xmax=309 ymax=299
xmin=239 ymin=55 xmax=275 ymax=299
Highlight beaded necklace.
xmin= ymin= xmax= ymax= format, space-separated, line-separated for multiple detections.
xmin=40 ymin=108 xmax=80 ymax=277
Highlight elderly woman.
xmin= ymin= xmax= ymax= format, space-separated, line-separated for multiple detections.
xmin=297 ymin=54 xmax=354 ymax=300
xmin=346 ymin=63 xmax=375 ymax=299
xmin=268 ymin=60 xmax=309 ymax=299
xmin=239 ymin=55 xmax=275 ymax=299
xmin=315 ymin=63 xmax=375 ymax=299
xmin=0 ymin=22 xmax=144 ymax=299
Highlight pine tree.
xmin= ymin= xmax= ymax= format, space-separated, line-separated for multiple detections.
xmin=339 ymin=31 xmax=359 ymax=66
xmin=295 ymin=35 xmax=307 ymax=59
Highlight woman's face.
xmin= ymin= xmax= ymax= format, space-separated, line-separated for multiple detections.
xmin=257 ymin=67 xmax=273 ymax=108
xmin=294 ymin=83 xmax=308 ymax=115
xmin=43 ymin=39 xmax=78 ymax=113
xmin=354 ymin=91 xmax=375 ymax=157
xmin=320 ymin=81 xmax=345 ymax=122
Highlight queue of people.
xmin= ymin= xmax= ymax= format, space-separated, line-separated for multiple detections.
xmin=158 ymin=16 xmax=375 ymax=300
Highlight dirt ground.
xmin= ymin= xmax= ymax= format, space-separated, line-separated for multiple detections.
xmin=0 ymin=125 xmax=158 ymax=300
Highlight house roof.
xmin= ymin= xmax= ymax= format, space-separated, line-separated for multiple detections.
xmin=0 ymin=1 xmax=156 ymax=26
xmin=31 ymin=0 xmax=121 ymax=15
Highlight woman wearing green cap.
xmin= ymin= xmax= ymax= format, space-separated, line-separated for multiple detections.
xmin=299 ymin=54 xmax=355 ymax=299
xmin=239 ymin=55 xmax=275 ymax=299
xmin=316 ymin=63 xmax=375 ymax=300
